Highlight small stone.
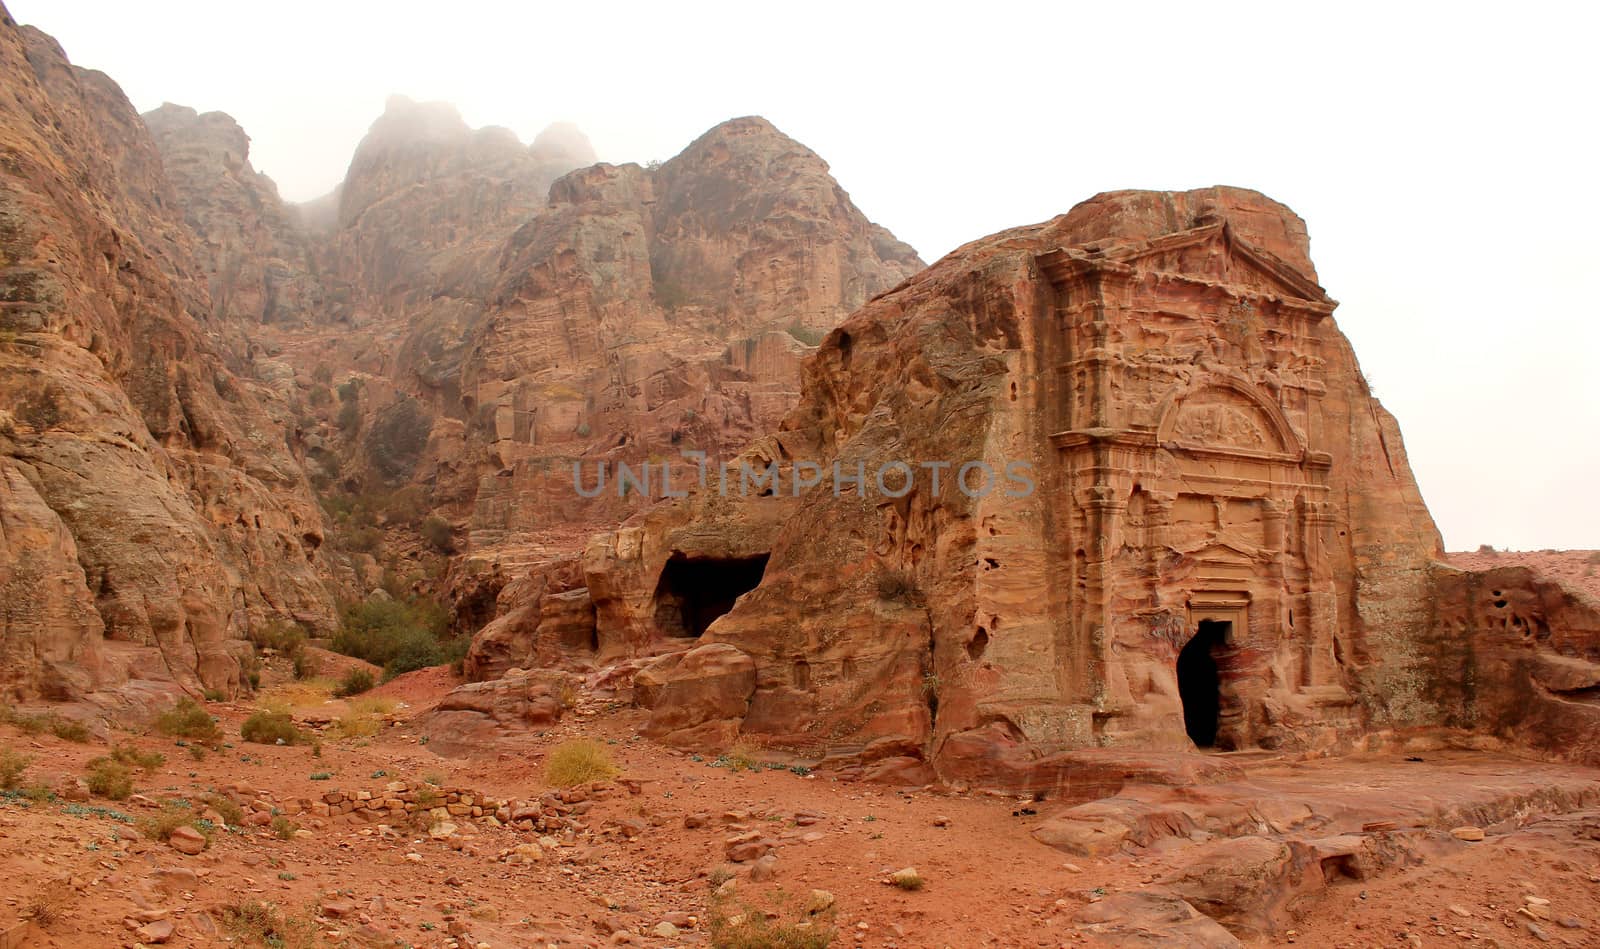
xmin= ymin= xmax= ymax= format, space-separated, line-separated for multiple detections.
xmin=1524 ymin=896 xmax=1551 ymax=906
xmin=167 ymin=826 xmax=206 ymax=855
xmin=136 ymin=919 xmax=175 ymax=943
xmin=1448 ymin=905 xmax=1474 ymax=918
xmin=429 ymin=821 xmax=458 ymax=839
xmin=404 ymin=852 xmax=423 ymax=863
xmin=932 ymin=816 xmax=952 ymax=827
xmin=890 ymin=867 xmax=922 ymax=888
xmin=749 ymin=853 xmax=779 ymax=882
xmin=1558 ymin=916 xmax=1586 ymax=929
xmin=806 ymin=890 xmax=835 ymax=914
xmin=1450 ymin=826 xmax=1485 ymax=842
xmin=653 ymin=921 xmax=679 ymax=938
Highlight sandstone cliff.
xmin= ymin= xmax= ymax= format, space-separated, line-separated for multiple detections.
xmin=0 ymin=7 xmax=340 ymax=707
xmin=142 ymin=101 xmax=921 ymax=607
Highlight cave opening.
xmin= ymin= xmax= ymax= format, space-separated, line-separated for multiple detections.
xmin=652 ymin=552 xmax=771 ymax=637
xmin=1178 ymin=620 xmax=1229 ymax=749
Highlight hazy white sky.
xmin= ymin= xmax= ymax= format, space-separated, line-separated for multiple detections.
xmin=12 ymin=0 xmax=1598 ymax=551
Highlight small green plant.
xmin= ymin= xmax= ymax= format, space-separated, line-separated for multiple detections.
xmin=422 ymin=771 xmax=444 ymax=786
xmin=85 ymin=758 xmax=134 ymax=800
xmin=309 ymin=771 xmax=332 ymax=781
xmin=0 ymin=747 xmax=31 ymax=789
xmin=891 ymin=870 xmax=925 ymax=891
xmin=241 ymin=711 xmax=302 ymax=745
xmin=278 ymin=871 xmax=297 ymax=881
xmin=271 ymin=815 xmax=298 ymax=840
xmin=188 ymin=744 xmax=207 ymax=761
xmin=545 ymin=739 xmax=620 ymax=787
xmin=334 ymin=668 xmax=375 ymax=698
xmin=156 ymin=698 xmax=222 ymax=744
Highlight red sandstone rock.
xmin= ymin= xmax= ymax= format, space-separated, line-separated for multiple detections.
xmin=641 ymin=643 xmax=757 ymax=748
xmin=0 ymin=10 xmax=340 ymax=706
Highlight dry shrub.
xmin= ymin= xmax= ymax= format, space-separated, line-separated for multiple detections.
xmin=109 ymin=744 xmax=165 ymax=772
xmin=203 ymin=793 xmax=245 ymax=827
xmin=0 ymin=746 xmax=30 ymax=789
xmin=138 ymin=802 xmax=210 ymax=843
xmin=85 ymin=758 xmax=133 ymax=800
xmin=545 ymin=739 xmax=619 ymax=787
xmin=155 ymin=698 xmax=222 ymax=744
xmin=725 ymin=742 xmax=760 ymax=773
xmin=222 ymin=901 xmax=320 ymax=949
xmin=708 ymin=893 xmax=836 ymax=949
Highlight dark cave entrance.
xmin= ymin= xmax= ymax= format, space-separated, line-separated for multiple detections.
xmin=652 ymin=552 xmax=770 ymax=637
xmin=1178 ymin=620 xmax=1229 ymax=749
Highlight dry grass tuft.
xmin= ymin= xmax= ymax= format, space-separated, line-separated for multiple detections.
xmin=222 ymin=901 xmax=320 ymax=949
xmin=708 ymin=893 xmax=836 ymax=949
xmin=545 ymin=739 xmax=620 ymax=787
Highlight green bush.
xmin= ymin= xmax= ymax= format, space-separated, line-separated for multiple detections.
xmin=241 ymin=711 xmax=302 ymax=746
xmin=155 ymin=698 xmax=222 ymax=744
xmin=420 ymin=516 xmax=454 ymax=552
xmin=331 ymin=598 xmax=459 ymax=678
xmin=334 ymin=668 xmax=375 ymax=698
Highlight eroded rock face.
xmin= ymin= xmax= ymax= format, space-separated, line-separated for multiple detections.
xmin=141 ymin=103 xmax=324 ymax=325
xmin=461 ymin=117 xmax=923 ymax=558
xmin=416 ymin=669 xmax=570 ymax=756
xmin=1426 ymin=563 xmax=1600 ymax=765
xmin=587 ymin=187 xmax=1451 ymax=780
xmin=0 ymin=8 xmax=340 ymax=703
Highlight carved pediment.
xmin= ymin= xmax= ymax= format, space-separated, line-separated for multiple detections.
xmin=1038 ymin=222 xmax=1334 ymax=309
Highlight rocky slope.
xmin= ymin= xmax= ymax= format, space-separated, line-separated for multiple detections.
xmin=0 ymin=6 xmax=341 ymax=708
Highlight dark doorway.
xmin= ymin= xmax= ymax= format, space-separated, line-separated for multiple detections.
xmin=1177 ymin=620 xmax=1229 ymax=748
xmin=652 ymin=552 xmax=770 ymax=637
